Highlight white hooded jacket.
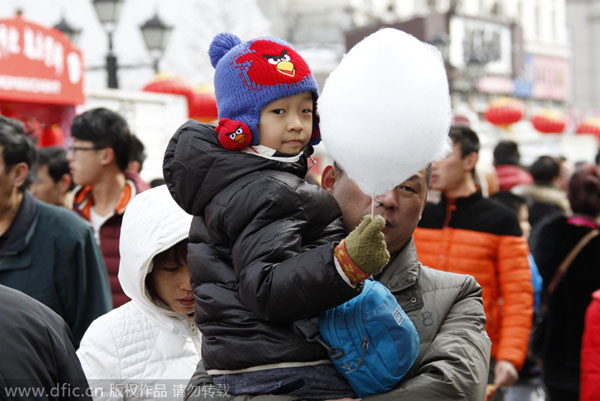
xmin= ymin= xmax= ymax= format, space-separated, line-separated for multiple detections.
xmin=77 ymin=186 xmax=200 ymax=400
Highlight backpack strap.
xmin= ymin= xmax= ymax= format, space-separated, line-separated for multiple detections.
xmin=542 ymin=229 xmax=599 ymax=313
xmin=293 ymin=318 xmax=345 ymax=360
xmin=547 ymin=229 xmax=599 ymax=294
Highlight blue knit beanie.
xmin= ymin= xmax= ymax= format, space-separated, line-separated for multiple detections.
xmin=209 ymin=32 xmax=320 ymax=150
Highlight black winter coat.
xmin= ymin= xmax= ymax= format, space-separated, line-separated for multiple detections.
xmin=530 ymin=214 xmax=600 ymax=392
xmin=163 ymin=121 xmax=359 ymax=371
xmin=0 ymin=284 xmax=91 ymax=400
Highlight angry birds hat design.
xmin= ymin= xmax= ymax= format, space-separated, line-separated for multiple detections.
xmin=209 ymin=32 xmax=320 ymax=150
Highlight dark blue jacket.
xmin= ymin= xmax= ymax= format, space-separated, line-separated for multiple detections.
xmin=0 ymin=192 xmax=111 ymax=347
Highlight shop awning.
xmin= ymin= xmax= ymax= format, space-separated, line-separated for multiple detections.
xmin=0 ymin=16 xmax=84 ymax=105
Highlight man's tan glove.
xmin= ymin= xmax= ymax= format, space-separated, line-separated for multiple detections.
xmin=334 ymin=215 xmax=390 ymax=284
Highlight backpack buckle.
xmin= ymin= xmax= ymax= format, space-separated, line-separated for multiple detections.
xmin=328 ymin=346 xmax=345 ymax=360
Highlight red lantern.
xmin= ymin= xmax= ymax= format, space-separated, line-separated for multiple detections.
xmin=142 ymin=73 xmax=193 ymax=98
xmin=142 ymin=73 xmax=194 ymax=115
xmin=189 ymin=85 xmax=218 ymax=123
xmin=576 ymin=117 xmax=600 ymax=140
xmin=484 ymin=97 xmax=524 ymax=126
xmin=530 ymin=109 xmax=566 ymax=134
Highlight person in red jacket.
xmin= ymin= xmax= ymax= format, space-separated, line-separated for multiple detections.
xmin=68 ymin=108 xmax=150 ymax=308
xmin=581 ymin=289 xmax=600 ymax=401
xmin=413 ymin=124 xmax=533 ymax=400
xmin=493 ymin=140 xmax=533 ymax=191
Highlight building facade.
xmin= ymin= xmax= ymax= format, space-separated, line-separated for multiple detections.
xmin=566 ymin=0 xmax=600 ymax=115
xmin=263 ymin=0 xmax=571 ymax=116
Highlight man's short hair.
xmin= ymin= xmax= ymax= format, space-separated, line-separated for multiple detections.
xmin=529 ymin=155 xmax=560 ymax=185
xmin=0 ymin=116 xmax=37 ymax=191
xmin=71 ymin=108 xmax=132 ymax=171
xmin=129 ymin=135 xmax=146 ymax=171
xmin=333 ymin=162 xmax=432 ymax=188
xmin=493 ymin=140 xmax=520 ymax=166
xmin=36 ymin=146 xmax=74 ymax=190
xmin=449 ymin=125 xmax=480 ymax=158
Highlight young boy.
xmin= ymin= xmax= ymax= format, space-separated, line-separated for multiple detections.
xmin=163 ymin=33 xmax=389 ymax=399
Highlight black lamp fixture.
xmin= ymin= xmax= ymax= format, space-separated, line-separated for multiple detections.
xmin=92 ymin=0 xmax=125 ymax=88
xmin=53 ymin=15 xmax=81 ymax=45
xmin=140 ymin=13 xmax=172 ymax=73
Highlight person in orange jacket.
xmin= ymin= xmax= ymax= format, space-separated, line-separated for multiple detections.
xmin=413 ymin=124 xmax=533 ymax=400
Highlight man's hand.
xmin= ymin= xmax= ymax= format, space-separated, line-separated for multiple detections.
xmin=493 ymin=360 xmax=518 ymax=388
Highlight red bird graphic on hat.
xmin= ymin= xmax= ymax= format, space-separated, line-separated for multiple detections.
xmin=216 ymin=118 xmax=252 ymax=150
xmin=236 ymin=40 xmax=311 ymax=86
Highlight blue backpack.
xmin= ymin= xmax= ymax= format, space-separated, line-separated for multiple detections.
xmin=318 ymin=279 xmax=419 ymax=397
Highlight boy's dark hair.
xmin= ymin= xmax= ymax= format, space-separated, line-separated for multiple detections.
xmin=595 ymin=148 xmax=600 ymax=166
xmin=71 ymin=108 xmax=132 ymax=171
xmin=493 ymin=140 xmax=520 ymax=166
xmin=129 ymin=135 xmax=146 ymax=171
xmin=0 ymin=116 xmax=37 ymax=191
xmin=529 ymin=155 xmax=560 ymax=185
xmin=449 ymin=125 xmax=480 ymax=159
xmin=36 ymin=146 xmax=74 ymax=189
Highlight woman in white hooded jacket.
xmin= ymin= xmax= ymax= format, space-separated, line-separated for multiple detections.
xmin=77 ymin=186 xmax=201 ymax=400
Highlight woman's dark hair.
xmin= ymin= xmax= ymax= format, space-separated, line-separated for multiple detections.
xmin=568 ymin=164 xmax=600 ymax=216
xmin=145 ymin=240 xmax=189 ymax=306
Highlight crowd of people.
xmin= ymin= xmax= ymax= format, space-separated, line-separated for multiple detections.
xmin=0 ymin=28 xmax=599 ymax=401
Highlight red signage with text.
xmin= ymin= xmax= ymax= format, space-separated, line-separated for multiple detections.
xmin=0 ymin=17 xmax=84 ymax=105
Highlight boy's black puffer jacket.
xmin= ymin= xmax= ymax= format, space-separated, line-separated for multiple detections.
xmin=163 ymin=120 xmax=359 ymax=371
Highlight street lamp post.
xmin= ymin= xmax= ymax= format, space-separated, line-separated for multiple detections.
xmin=56 ymin=1 xmax=172 ymax=89
xmin=92 ymin=0 xmax=125 ymax=88
xmin=140 ymin=13 xmax=172 ymax=74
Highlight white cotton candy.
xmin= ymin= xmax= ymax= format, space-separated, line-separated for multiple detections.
xmin=318 ymin=28 xmax=451 ymax=197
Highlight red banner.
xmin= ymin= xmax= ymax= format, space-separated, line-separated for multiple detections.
xmin=0 ymin=17 xmax=84 ymax=105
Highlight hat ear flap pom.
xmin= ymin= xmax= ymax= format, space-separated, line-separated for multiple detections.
xmin=215 ymin=118 xmax=253 ymax=150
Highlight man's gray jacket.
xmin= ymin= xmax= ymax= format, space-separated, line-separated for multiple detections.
xmin=185 ymin=239 xmax=491 ymax=400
